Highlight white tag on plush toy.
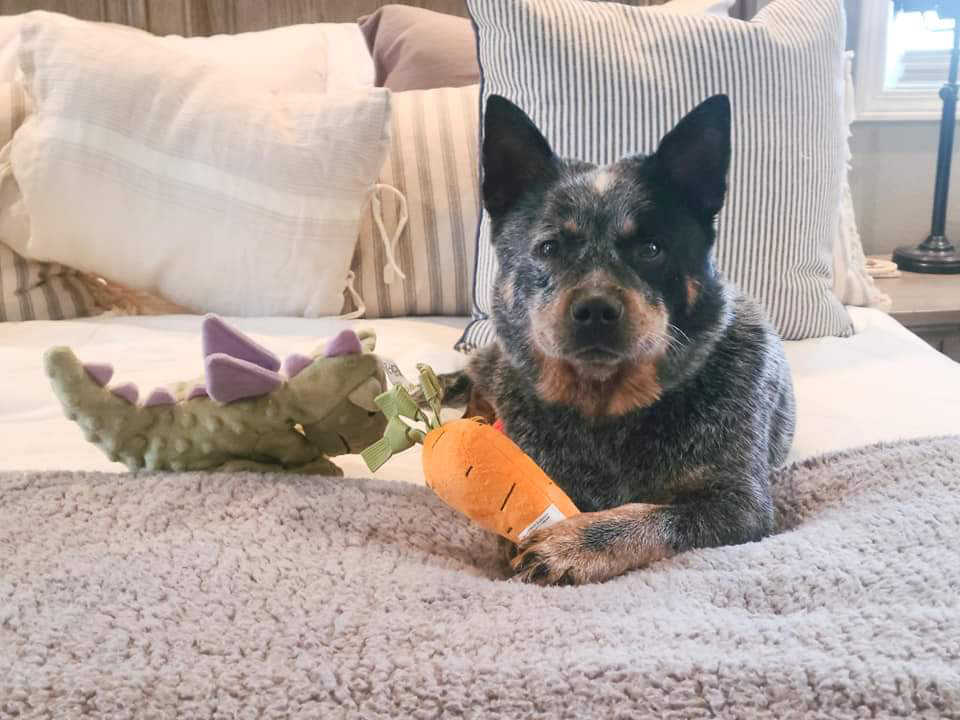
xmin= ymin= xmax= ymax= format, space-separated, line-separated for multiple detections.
xmin=381 ymin=357 xmax=418 ymax=393
xmin=517 ymin=504 xmax=568 ymax=542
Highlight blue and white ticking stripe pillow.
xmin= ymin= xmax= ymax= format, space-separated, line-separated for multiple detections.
xmin=459 ymin=0 xmax=853 ymax=350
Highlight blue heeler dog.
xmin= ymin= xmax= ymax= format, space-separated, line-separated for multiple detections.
xmin=446 ymin=94 xmax=796 ymax=585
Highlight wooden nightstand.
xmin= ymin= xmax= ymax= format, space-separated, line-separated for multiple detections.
xmin=869 ymin=257 xmax=960 ymax=362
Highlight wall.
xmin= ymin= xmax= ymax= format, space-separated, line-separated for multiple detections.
xmin=843 ymin=0 xmax=957 ymax=256
xmin=850 ymin=122 xmax=958 ymax=256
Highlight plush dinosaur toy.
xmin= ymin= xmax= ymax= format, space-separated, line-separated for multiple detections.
xmin=44 ymin=315 xmax=388 ymax=475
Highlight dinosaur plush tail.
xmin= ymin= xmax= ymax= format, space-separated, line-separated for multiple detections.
xmin=44 ymin=346 xmax=145 ymax=466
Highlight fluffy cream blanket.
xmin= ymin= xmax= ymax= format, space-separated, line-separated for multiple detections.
xmin=2 ymin=437 xmax=958 ymax=718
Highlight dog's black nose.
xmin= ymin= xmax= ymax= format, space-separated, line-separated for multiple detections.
xmin=571 ymin=295 xmax=624 ymax=328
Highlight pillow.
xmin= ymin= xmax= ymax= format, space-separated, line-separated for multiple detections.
xmin=346 ymin=85 xmax=480 ymax=318
xmin=358 ymin=5 xmax=479 ymax=91
xmin=659 ymin=0 xmax=736 ymax=12
xmin=0 ymin=11 xmax=376 ymax=321
xmin=8 ymin=14 xmax=390 ymax=317
xmin=461 ymin=0 xmax=853 ymax=349
xmin=358 ymin=1 xmax=734 ymax=92
xmin=1 ymin=11 xmax=375 ymax=94
xmin=834 ymin=51 xmax=891 ymax=310
xmin=1 ymin=18 xmax=103 ymax=321
xmin=0 ymin=78 xmax=104 ymax=321
xmin=316 ymin=22 xmax=376 ymax=91
xmin=0 ymin=15 xmax=22 ymax=80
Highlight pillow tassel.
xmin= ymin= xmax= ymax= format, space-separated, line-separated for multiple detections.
xmin=370 ymin=183 xmax=409 ymax=285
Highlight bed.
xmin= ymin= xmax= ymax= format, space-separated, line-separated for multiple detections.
xmin=3 ymin=309 xmax=960 ymax=718
xmin=2 ymin=1 xmax=960 ymax=717
xmin=3 ymin=308 xmax=960 ymax=475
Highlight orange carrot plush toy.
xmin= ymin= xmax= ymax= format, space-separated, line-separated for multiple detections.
xmin=362 ymin=365 xmax=579 ymax=544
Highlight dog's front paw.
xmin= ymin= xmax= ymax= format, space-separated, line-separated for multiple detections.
xmin=510 ymin=506 xmax=667 ymax=586
xmin=510 ymin=514 xmax=624 ymax=586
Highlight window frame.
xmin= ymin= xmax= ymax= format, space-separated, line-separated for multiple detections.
xmin=855 ymin=1 xmax=949 ymax=122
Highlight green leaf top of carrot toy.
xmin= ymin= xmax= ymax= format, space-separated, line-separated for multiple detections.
xmin=361 ymin=374 xmax=442 ymax=472
xmin=416 ymin=364 xmax=444 ymax=423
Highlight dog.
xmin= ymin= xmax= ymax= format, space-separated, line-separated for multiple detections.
xmin=446 ymin=94 xmax=796 ymax=586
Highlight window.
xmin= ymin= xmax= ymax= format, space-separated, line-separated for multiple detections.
xmin=856 ymin=1 xmax=956 ymax=121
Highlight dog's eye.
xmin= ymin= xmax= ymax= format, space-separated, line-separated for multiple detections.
xmin=536 ymin=240 xmax=559 ymax=259
xmin=636 ymin=242 xmax=660 ymax=260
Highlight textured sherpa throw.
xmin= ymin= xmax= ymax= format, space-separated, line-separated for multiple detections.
xmin=2 ymin=437 xmax=959 ymax=719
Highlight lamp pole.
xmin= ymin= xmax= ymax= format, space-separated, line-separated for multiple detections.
xmin=893 ymin=7 xmax=960 ymax=272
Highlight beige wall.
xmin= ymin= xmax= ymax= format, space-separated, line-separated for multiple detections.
xmin=850 ymin=122 xmax=959 ymax=256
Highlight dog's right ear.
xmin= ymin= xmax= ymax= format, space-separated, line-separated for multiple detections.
xmin=482 ymin=95 xmax=559 ymax=219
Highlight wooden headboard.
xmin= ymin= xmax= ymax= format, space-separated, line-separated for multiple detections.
xmin=0 ymin=1 xmax=753 ymax=35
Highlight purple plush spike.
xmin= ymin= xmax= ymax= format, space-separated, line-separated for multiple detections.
xmin=110 ymin=382 xmax=138 ymax=404
xmin=205 ymin=353 xmax=283 ymax=403
xmin=324 ymin=329 xmax=362 ymax=358
xmin=187 ymin=385 xmax=208 ymax=400
xmin=201 ymin=315 xmax=280 ymax=371
xmin=83 ymin=362 xmax=113 ymax=387
xmin=283 ymin=353 xmax=313 ymax=378
xmin=144 ymin=388 xmax=176 ymax=407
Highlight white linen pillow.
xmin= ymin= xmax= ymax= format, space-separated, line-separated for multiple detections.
xmin=0 ymin=11 xmax=346 ymax=92
xmin=0 ymin=11 xmax=376 ymax=321
xmin=8 ymin=14 xmax=390 ymax=317
xmin=0 ymin=77 xmax=103 ymax=321
xmin=321 ymin=22 xmax=377 ymax=90
xmin=0 ymin=15 xmax=23 ymax=80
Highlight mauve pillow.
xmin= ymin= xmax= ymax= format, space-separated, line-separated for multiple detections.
xmin=358 ymin=4 xmax=480 ymax=91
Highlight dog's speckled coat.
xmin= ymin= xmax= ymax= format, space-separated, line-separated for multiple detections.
xmin=460 ymin=96 xmax=796 ymax=585
xmin=1 ymin=437 xmax=959 ymax=718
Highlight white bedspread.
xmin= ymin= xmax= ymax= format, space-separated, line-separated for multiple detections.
xmin=2 ymin=308 xmax=959 ymax=480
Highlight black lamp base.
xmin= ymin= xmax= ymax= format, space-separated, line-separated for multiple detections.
xmin=893 ymin=240 xmax=960 ymax=274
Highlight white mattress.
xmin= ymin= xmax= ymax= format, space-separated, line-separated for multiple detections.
xmin=2 ymin=308 xmax=959 ymax=481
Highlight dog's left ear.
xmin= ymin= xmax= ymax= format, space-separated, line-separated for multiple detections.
xmin=653 ymin=94 xmax=731 ymax=221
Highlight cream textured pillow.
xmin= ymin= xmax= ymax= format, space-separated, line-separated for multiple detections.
xmin=9 ymin=14 xmax=390 ymax=317
xmin=834 ymin=51 xmax=891 ymax=311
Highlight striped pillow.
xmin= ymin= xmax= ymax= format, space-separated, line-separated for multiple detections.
xmin=460 ymin=0 xmax=853 ymax=349
xmin=1 ymin=79 xmax=101 ymax=321
xmin=346 ymin=85 xmax=480 ymax=318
